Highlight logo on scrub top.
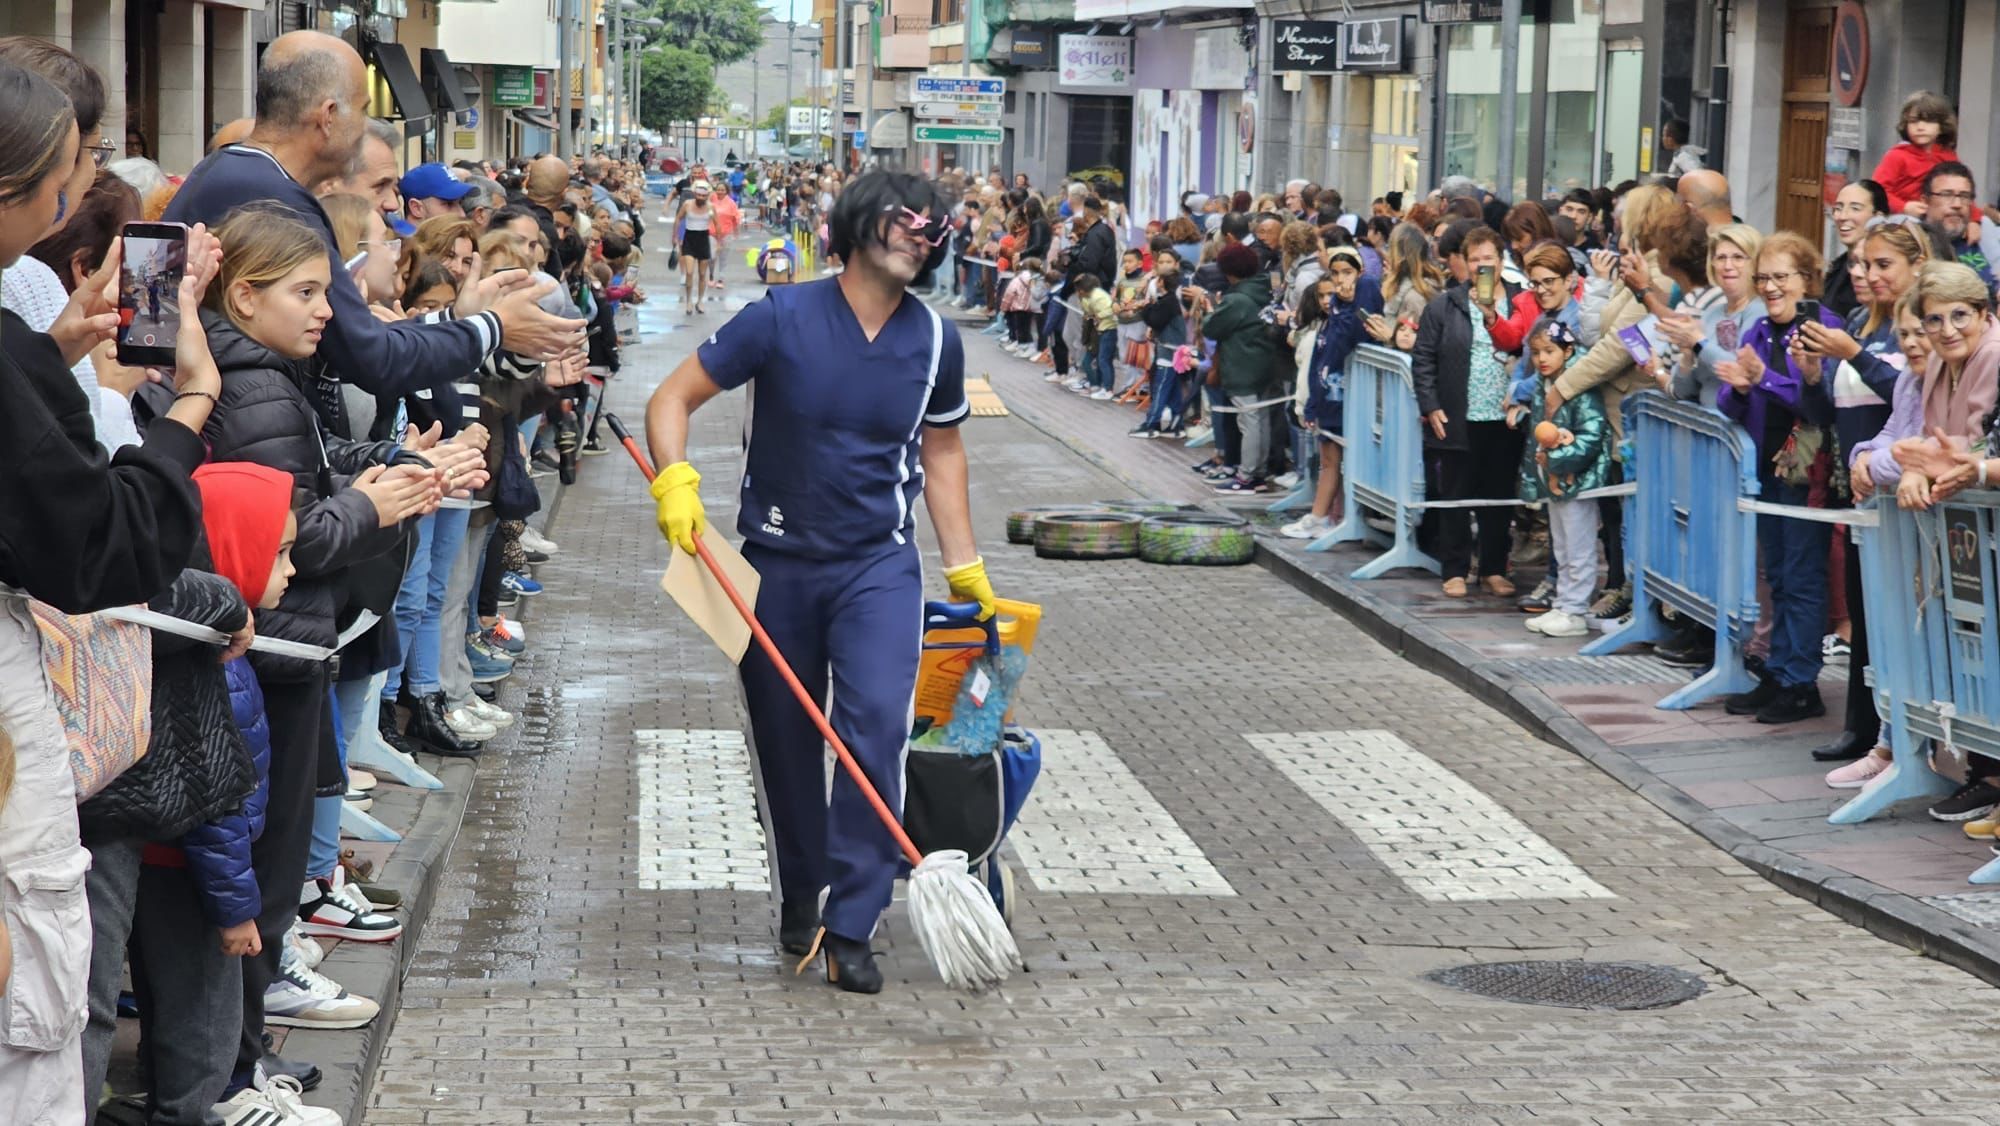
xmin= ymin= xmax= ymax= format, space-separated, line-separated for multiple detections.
xmin=761 ymin=505 xmax=785 ymax=537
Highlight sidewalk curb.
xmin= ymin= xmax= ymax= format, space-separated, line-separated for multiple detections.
xmin=288 ymin=756 xmax=478 ymax=1125
xmin=1252 ymin=540 xmax=2000 ymax=988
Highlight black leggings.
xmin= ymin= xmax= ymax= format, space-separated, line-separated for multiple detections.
xmin=1598 ymin=460 xmax=1626 ymax=584
xmin=239 ymin=671 xmax=329 ymax=1080
xmin=1006 ymin=310 xmax=1034 ymax=344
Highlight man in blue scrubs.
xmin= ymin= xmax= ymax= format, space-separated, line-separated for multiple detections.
xmin=643 ymin=171 xmax=997 ymax=993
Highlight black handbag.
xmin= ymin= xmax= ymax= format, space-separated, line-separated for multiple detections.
xmin=493 ymin=417 xmax=542 ymax=520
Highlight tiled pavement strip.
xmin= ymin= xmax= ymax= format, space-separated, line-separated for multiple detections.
xmin=368 ymin=280 xmax=2000 ymax=1125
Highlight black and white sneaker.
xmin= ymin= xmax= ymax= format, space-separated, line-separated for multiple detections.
xmin=1928 ymin=778 xmax=2000 ymax=822
xmin=297 ymin=875 xmax=403 ymax=942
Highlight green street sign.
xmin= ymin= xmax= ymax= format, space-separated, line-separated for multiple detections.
xmin=912 ymin=124 xmax=1004 ymax=144
xmin=491 ymin=65 xmax=534 ymax=108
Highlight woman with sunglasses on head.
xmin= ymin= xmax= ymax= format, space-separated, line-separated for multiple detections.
xmin=643 ymin=171 xmax=992 ymax=996
xmin=0 ymin=59 xmax=227 ymax=1122
xmin=1824 ymin=180 xmax=1890 ymax=321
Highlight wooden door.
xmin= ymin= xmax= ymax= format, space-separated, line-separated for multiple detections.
xmin=1777 ymin=3 xmax=1834 ymax=239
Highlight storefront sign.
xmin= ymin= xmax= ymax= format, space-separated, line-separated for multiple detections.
xmin=1058 ymin=34 xmax=1133 ymax=90
xmin=1011 ymin=27 xmax=1052 ymax=68
xmin=1421 ymin=0 xmax=1502 ymax=22
xmin=532 ymin=69 xmax=551 ymax=109
xmin=491 ymin=65 xmax=534 ymax=108
xmin=1833 ymin=0 xmax=1869 ymax=107
xmin=1339 ymin=17 xmax=1409 ymax=72
xmin=453 ymin=130 xmax=477 ymax=150
xmin=1272 ymin=21 xmax=1342 ymax=73
xmin=871 ymin=112 xmax=911 ymax=150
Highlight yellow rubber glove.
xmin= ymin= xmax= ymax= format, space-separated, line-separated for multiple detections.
xmin=942 ymin=556 xmax=997 ymax=621
xmin=649 ymin=462 xmax=706 ymax=554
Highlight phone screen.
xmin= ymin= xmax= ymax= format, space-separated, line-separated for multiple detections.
xmin=117 ymin=223 xmax=188 ymax=368
xmin=1796 ymin=300 xmax=1822 ymax=327
xmin=1474 ymin=265 xmax=1497 ymax=305
xmin=1617 ymin=324 xmax=1654 ymax=366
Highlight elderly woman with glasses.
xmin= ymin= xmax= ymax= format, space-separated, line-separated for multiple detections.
xmin=1713 ymin=230 xmax=1845 ymax=725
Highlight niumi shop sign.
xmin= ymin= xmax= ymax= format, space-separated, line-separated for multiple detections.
xmin=1273 ymin=19 xmax=1408 ymax=73
xmin=1273 ymin=21 xmax=1341 ymax=73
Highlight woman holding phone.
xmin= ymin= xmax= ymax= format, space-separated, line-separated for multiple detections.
xmin=1713 ymin=231 xmax=1844 ymax=725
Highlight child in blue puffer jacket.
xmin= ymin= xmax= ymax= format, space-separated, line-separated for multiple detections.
xmin=132 ymin=462 xmax=296 ymax=1123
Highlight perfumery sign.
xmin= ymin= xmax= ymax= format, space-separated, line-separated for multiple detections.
xmin=1272 ymin=21 xmax=1342 ymax=73
xmin=1057 ymin=34 xmax=1134 ymax=90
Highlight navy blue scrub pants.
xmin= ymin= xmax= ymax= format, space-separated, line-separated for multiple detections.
xmin=738 ymin=540 xmax=923 ymax=942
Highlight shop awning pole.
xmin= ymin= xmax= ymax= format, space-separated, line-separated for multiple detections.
xmin=1495 ymin=0 xmax=1522 ymax=199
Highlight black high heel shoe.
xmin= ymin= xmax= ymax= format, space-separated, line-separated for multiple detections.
xmin=778 ymin=900 xmax=820 ymax=957
xmin=794 ymin=928 xmax=882 ymax=994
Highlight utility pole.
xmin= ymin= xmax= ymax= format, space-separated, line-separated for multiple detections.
xmin=1495 ymin=0 xmax=1522 ymax=200
xmin=785 ymin=21 xmax=795 ymax=158
xmin=558 ymin=0 xmax=574 ymax=160
xmin=860 ymin=2 xmax=873 ymax=170
xmin=833 ymin=1 xmax=850 ymax=171
xmin=582 ymin=0 xmax=595 ymax=152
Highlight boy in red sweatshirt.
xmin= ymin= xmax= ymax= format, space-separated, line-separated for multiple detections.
xmin=1873 ymin=91 xmax=1963 ymax=218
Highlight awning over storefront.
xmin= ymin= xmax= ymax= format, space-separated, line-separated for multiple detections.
xmin=369 ymin=40 xmax=431 ymax=128
xmin=422 ymin=48 xmax=473 ymax=115
xmin=509 ymin=109 xmax=559 ymax=132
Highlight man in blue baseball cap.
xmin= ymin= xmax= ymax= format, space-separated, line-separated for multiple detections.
xmin=401 ymin=161 xmax=475 ymax=227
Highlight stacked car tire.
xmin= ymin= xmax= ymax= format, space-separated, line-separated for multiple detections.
xmin=1002 ymin=503 xmax=1254 ymax=566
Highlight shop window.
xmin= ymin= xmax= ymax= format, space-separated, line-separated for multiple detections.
xmin=1370 ymin=76 xmax=1422 ymax=198
xmin=1066 ymin=95 xmax=1131 ymax=179
xmin=1441 ymin=22 xmax=1533 ymax=199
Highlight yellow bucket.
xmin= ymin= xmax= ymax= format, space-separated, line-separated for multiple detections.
xmin=913 ymin=598 xmax=1042 ymax=727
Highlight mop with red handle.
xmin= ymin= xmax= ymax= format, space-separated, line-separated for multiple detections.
xmin=602 ymin=412 xmax=1023 ymax=992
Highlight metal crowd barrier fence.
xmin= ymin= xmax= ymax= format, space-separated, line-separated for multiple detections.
xmin=1309 ymin=344 xmax=1439 ymax=579
xmin=1580 ymin=392 xmax=1763 ymax=709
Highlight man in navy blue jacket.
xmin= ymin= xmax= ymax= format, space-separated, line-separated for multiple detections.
xmin=164 ymin=30 xmax=584 ymax=394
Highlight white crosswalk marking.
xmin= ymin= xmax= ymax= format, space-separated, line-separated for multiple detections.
xmin=1007 ymin=729 xmax=1237 ymax=897
xmin=1248 ymin=730 xmax=1614 ymax=902
xmin=634 ymin=729 xmax=771 ymax=891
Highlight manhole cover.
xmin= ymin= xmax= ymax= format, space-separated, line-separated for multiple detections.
xmin=1424 ymin=960 xmax=1706 ymax=1011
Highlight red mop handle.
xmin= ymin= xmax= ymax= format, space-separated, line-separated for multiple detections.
xmin=602 ymin=413 xmax=926 ymax=867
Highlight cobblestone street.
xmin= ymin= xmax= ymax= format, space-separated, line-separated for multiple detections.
xmin=369 ymin=286 xmax=2000 ymax=1125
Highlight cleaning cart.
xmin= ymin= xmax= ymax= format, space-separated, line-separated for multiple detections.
xmin=902 ymin=599 xmax=1043 ymax=924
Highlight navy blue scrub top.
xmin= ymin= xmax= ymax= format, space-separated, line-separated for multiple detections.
xmin=698 ymin=278 xmax=969 ymax=560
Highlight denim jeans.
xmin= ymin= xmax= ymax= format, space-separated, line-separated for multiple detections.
xmin=1142 ymin=363 xmax=1184 ymax=431
xmin=384 ymin=506 xmax=473 ymax=701
xmin=1755 ymin=475 xmax=1830 ymax=689
xmin=1096 ymin=332 xmax=1128 ymax=390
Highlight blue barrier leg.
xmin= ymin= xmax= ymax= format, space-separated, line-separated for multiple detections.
xmin=345 ymin=671 xmax=445 ymax=791
xmin=1651 ymin=621 xmax=1758 ymax=710
xmin=340 ymin=801 xmax=403 ymax=843
xmin=1828 ymin=694 xmax=1954 ymax=823
xmin=1186 ymin=429 xmax=1214 ymax=449
xmin=1267 ymin=479 xmax=1314 ymax=515
xmin=1350 ymin=508 xmax=1440 ymax=580
xmin=1970 ymin=855 xmax=2000 ymax=883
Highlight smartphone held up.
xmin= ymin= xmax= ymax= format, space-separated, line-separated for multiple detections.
xmin=116 ymin=221 xmax=189 ymax=369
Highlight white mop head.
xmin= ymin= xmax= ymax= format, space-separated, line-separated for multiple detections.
xmin=904 ymin=850 xmax=1024 ymax=993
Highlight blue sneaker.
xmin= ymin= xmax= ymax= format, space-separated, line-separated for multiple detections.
xmin=466 ymin=634 xmax=515 ymax=683
xmin=484 ymin=620 xmax=525 ymax=655
xmin=501 ymin=571 xmax=542 ymax=598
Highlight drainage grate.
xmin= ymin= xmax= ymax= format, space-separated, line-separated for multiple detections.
xmin=1424 ymin=960 xmax=1707 ymax=1011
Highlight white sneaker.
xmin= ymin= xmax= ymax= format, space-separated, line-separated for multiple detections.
xmin=1272 ymin=471 xmax=1302 ymax=489
xmin=443 ymin=705 xmax=497 ymax=741
xmin=1183 ymin=424 xmax=1213 ymax=444
xmin=286 ymin=926 xmax=325 ymax=970
xmin=264 ymin=946 xmax=380 ymax=1030
xmin=1043 ymin=371 xmax=1064 ymax=382
xmin=297 ymin=875 xmax=402 ymax=942
xmin=461 ymin=696 xmax=514 ymax=728
xmin=1089 ymin=389 xmax=1115 ymax=401
xmin=1280 ymin=515 xmax=1332 ymax=540
xmin=345 ymin=768 xmax=377 ymax=793
xmin=1529 ymin=610 xmax=1591 ymax=637
xmin=518 ymin=526 xmax=559 ymax=555
xmin=217 ymin=1074 xmax=343 ymax=1126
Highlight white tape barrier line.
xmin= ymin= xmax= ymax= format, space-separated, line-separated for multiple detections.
xmin=1008 ymin=729 xmax=1237 ymax=897
xmin=634 ymin=729 xmax=772 ymax=891
xmin=97 ymin=606 xmax=379 ymax=662
xmin=1248 ymin=730 xmax=1615 ymax=903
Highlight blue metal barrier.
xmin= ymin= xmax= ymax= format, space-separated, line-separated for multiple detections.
xmin=1830 ymin=496 xmax=1957 ymax=826
xmin=1310 ymin=344 xmax=1438 ymax=579
xmin=1581 ymin=392 xmax=1762 ymax=709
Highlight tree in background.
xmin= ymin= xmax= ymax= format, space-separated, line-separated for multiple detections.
xmin=639 ymin=44 xmax=715 ymax=134
xmin=642 ymin=0 xmax=761 ymax=66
